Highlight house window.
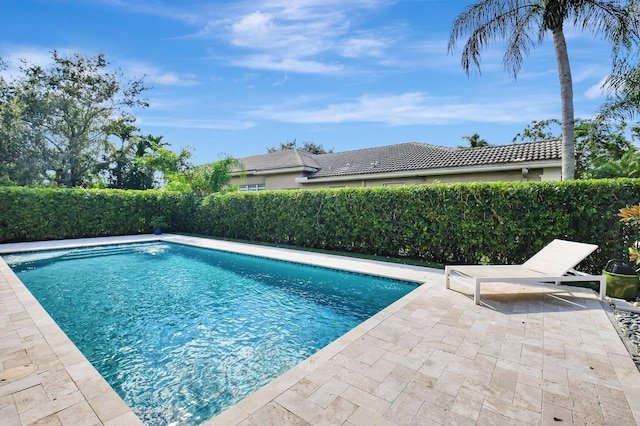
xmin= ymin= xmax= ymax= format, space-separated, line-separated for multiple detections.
xmin=239 ymin=184 xmax=266 ymax=192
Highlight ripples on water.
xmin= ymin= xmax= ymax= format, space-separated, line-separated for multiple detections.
xmin=5 ymin=242 xmax=416 ymax=425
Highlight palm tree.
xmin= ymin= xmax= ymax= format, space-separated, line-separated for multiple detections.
xmin=461 ymin=133 xmax=490 ymax=148
xmin=598 ymin=1 xmax=640 ymax=123
xmin=448 ymin=0 xmax=637 ymax=180
xmin=598 ymin=63 xmax=640 ymax=123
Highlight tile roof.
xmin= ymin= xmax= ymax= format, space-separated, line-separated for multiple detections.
xmin=312 ymin=142 xmax=454 ymax=178
xmin=238 ymin=139 xmax=561 ymax=179
xmin=239 ymin=149 xmax=321 ymax=171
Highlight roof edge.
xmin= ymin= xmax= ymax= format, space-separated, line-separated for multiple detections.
xmin=295 ymin=160 xmax=561 ymax=184
xmin=234 ymin=166 xmax=319 ymax=177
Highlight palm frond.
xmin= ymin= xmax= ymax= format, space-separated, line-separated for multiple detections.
xmin=448 ymin=0 xmax=540 ymax=77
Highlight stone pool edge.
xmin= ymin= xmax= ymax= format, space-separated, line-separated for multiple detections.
xmin=0 ymin=234 xmax=437 ymax=425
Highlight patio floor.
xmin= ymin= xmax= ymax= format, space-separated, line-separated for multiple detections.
xmin=1 ymin=235 xmax=639 ymax=425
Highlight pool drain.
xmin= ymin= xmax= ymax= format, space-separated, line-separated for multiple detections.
xmin=0 ymin=363 xmax=38 ymax=384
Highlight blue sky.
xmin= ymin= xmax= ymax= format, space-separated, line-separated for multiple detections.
xmin=1 ymin=0 xmax=616 ymax=164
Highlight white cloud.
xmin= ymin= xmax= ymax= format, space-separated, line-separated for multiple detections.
xmin=0 ymin=45 xmax=199 ymax=89
xmin=226 ymin=10 xmax=344 ymax=58
xmin=584 ymin=76 xmax=610 ymax=99
xmin=245 ymin=92 xmax=556 ymax=126
xmin=341 ymin=37 xmax=387 ymax=58
xmin=272 ymin=74 xmax=288 ymax=87
xmin=146 ymin=72 xmax=198 ymax=87
xmin=230 ymin=11 xmax=277 ymax=47
xmin=137 ymin=116 xmax=255 ymax=130
xmin=190 ymin=0 xmax=395 ymax=73
xmin=231 ymin=55 xmax=344 ymax=74
xmin=99 ymin=0 xmax=460 ymax=76
xmin=123 ymin=61 xmax=199 ymax=87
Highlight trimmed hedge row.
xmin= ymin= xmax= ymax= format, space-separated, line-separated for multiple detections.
xmin=198 ymin=179 xmax=640 ymax=273
xmin=2 ymin=180 xmax=639 ymax=273
xmin=0 ymin=187 xmax=199 ymax=243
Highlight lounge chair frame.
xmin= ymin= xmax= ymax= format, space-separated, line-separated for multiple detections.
xmin=444 ymin=239 xmax=607 ymax=305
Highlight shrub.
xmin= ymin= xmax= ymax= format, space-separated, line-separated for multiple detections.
xmin=3 ymin=179 xmax=640 ymax=274
xmin=0 ymin=187 xmax=199 ymax=242
xmin=198 ymin=179 xmax=640 ymax=273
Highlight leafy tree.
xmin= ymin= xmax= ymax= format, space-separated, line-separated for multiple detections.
xmin=135 ymin=135 xmax=192 ymax=188
xmin=267 ymin=139 xmax=333 ymax=154
xmin=574 ymin=119 xmax=632 ymax=177
xmin=10 ymin=50 xmax=149 ymax=187
xmin=171 ymin=156 xmax=244 ymax=196
xmin=460 ymin=133 xmax=489 ymax=148
xmin=0 ymin=90 xmax=47 ymax=186
xmin=586 ymin=125 xmax=640 ymax=178
xmin=448 ymin=0 xmax=638 ymax=180
xmin=97 ymin=121 xmax=190 ymax=190
xmin=587 ymin=147 xmax=640 ymax=178
xmin=99 ymin=118 xmax=142 ymax=189
xmin=268 ymin=140 xmax=297 ymax=152
xmin=512 ymin=119 xmax=561 ymax=143
xmin=0 ymin=60 xmax=48 ymax=185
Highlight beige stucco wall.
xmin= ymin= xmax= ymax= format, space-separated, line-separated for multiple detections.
xmin=294 ymin=167 xmax=557 ymax=190
xmin=231 ymin=171 xmax=307 ymax=190
xmin=235 ymin=176 xmax=265 ymax=186
xmin=231 ymin=166 xmax=561 ymax=191
xmin=265 ymin=172 xmax=308 ymax=190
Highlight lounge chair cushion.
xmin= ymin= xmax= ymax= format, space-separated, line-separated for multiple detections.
xmin=445 ymin=239 xmax=605 ymax=305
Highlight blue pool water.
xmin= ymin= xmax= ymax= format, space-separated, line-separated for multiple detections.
xmin=4 ymin=242 xmax=416 ymax=425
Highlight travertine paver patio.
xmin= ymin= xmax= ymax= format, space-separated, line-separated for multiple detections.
xmin=1 ymin=235 xmax=639 ymax=425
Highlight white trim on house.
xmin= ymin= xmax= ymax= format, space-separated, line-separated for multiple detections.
xmin=234 ymin=166 xmax=319 ymax=177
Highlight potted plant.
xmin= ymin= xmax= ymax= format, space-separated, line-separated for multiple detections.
xmin=605 ymin=206 xmax=640 ymax=300
xmin=150 ymin=215 xmax=168 ymax=235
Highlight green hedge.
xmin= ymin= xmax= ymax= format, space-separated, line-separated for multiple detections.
xmin=2 ymin=180 xmax=640 ymax=274
xmin=198 ymin=179 xmax=640 ymax=273
xmin=0 ymin=187 xmax=200 ymax=242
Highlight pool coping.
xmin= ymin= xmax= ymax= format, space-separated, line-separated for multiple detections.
xmin=0 ymin=234 xmax=441 ymax=425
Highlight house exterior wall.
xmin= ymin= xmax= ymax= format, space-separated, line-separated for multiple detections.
xmin=231 ymin=166 xmax=561 ymax=191
xmin=232 ymin=171 xmax=307 ymax=190
xmin=297 ymin=168 xmax=542 ymax=189
xmin=265 ymin=172 xmax=309 ymax=190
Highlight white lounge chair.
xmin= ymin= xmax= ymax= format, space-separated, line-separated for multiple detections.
xmin=444 ymin=239 xmax=607 ymax=305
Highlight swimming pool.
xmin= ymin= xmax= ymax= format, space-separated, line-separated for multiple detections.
xmin=4 ymin=241 xmax=417 ymax=425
